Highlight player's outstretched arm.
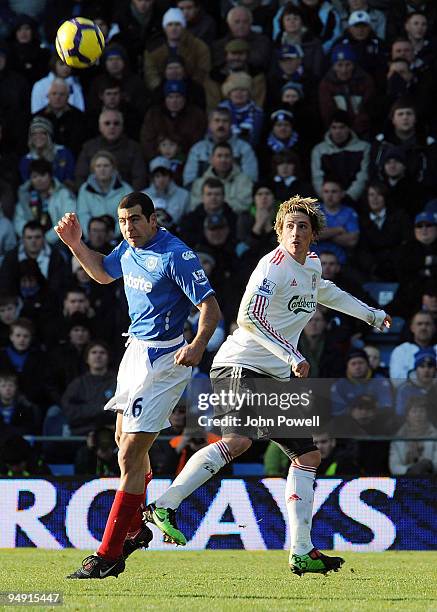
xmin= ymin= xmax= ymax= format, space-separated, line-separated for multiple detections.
xmin=54 ymin=212 xmax=114 ymax=285
xmin=174 ymin=295 xmax=221 ymax=367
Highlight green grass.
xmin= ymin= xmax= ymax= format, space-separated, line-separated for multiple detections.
xmin=1 ymin=550 xmax=437 ymax=611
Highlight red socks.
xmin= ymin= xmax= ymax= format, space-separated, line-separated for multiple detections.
xmin=97 ymin=471 xmax=153 ymax=560
xmin=126 ymin=471 xmax=153 ymax=536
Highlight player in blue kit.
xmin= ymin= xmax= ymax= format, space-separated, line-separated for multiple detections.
xmin=54 ymin=192 xmax=220 ymax=579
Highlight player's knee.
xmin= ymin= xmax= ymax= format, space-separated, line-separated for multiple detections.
xmin=224 ymin=436 xmax=252 ymax=457
xmin=294 ymin=449 xmax=321 ymax=468
xmin=118 ymin=440 xmax=145 ymax=471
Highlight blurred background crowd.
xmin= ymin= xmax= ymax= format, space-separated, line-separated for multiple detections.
xmin=0 ymin=0 xmax=436 ymax=479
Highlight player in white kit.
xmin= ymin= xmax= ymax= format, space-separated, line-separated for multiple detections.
xmin=146 ymin=195 xmax=392 ymax=575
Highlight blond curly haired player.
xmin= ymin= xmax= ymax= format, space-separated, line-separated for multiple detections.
xmin=146 ymin=196 xmax=391 ymax=574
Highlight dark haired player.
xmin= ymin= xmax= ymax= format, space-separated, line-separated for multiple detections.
xmin=146 ymin=196 xmax=391 ymax=575
xmin=55 ymin=192 xmax=221 ymax=579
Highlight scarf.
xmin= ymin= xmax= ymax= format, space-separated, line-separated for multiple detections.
xmin=267 ymin=130 xmax=299 ymax=152
xmin=219 ymin=99 xmax=259 ymax=138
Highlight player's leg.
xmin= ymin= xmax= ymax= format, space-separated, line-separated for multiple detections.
xmin=146 ymin=433 xmax=251 ymax=544
xmin=67 ymin=431 xmax=157 ymax=579
xmin=123 ymin=451 xmax=154 ymax=559
xmin=272 ymin=438 xmax=344 ymax=575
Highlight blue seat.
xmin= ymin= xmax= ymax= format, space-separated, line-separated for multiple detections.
xmin=232 ymin=463 xmax=265 ymax=476
xmin=48 ymin=464 xmax=74 ymax=476
xmin=363 ymin=282 xmax=399 ymax=307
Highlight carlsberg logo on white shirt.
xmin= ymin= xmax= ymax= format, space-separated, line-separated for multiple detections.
xmin=124 ymin=272 xmax=153 ymax=293
xmin=287 ymin=294 xmax=317 ymax=314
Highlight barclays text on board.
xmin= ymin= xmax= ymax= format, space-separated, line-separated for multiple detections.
xmin=0 ymin=477 xmax=435 ymax=551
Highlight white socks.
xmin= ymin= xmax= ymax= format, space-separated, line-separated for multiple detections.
xmin=286 ymin=463 xmax=317 ymax=559
xmin=155 ymin=440 xmax=232 ymax=510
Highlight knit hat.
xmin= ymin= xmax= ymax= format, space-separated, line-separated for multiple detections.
xmin=149 ymin=156 xmax=172 ymax=173
xmin=281 ymin=81 xmax=304 ymax=99
xmin=225 ymin=39 xmax=250 ymax=53
xmin=162 ymin=7 xmax=186 ymax=28
xmin=414 ymin=348 xmax=436 ymax=368
xmin=414 ymin=211 xmax=436 ymax=226
xmin=382 ymin=146 xmax=406 ymax=165
xmin=279 ymin=44 xmax=304 ymax=60
xmin=346 ymin=348 xmax=369 ymax=363
xmin=102 ymin=44 xmax=127 ymax=62
xmin=204 ymin=213 xmax=228 ymax=230
xmin=164 ymin=79 xmax=187 ymax=96
xmin=331 ymin=43 xmax=356 ymax=64
xmin=330 ymin=110 xmax=352 ymax=127
xmin=29 ymin=116 xmax=53 ymax=137
xmin=270 ymin=109 xmax=293 ymax=125
xmin=222 ymin=72 xmax=252 ymax=97
xmin=348 ymin=10 xmax=371 ymax=26
xmin=67 ymin=313 xmax=92 ymax=332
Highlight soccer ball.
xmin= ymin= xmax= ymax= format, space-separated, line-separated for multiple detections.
xmin=56 ymin=17 xmax=105 ymax=69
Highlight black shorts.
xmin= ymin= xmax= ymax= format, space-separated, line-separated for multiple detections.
xmin=210 ymin=365 xmax=317 ymax=461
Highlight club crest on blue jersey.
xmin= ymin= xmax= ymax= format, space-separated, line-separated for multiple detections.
xmin=145 ymin=256 xmax=158 ymax=271
xmin=192 ymin=269 xmax=208 ymax=284
xmin=259 ymin=278 xmax=276 ymax=295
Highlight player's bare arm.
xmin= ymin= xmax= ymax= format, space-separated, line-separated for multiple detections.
xmin=174 ymin=295 xmax=221 ymax=366
xmin=54 ymin=212 xmax=114 ymax=284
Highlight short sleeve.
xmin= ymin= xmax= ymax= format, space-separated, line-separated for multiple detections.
xmin=344 ymin=208 xmax=359 ymax=233
xmin=102 ymin=242 xmax=125 ymax=279
xmin=168 ymin=248 xmax=215 ymax=305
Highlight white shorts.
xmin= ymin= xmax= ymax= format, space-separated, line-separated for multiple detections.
xmin=104 ymin=335 xmax=192 ymax=433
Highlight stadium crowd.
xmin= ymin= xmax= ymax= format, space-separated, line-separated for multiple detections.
xmin=0 ymin=0 xmax=436 ymax=479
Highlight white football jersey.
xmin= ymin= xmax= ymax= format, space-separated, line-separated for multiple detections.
xmin=213 ymin=245 xmax=386 ymax=379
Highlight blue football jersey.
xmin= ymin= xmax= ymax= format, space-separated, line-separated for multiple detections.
xmin=103 ymin=228 xmax=215 ymax=340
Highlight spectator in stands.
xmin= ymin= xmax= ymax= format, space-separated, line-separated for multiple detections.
xmin=88 ymin=44 xmax=150 ymax=117
xmin=0 ymin=433 xmax=48 ymax=476
xmin=396 ymin=211 xmax=437 ymax=282
xmin=0 ymin=209 xmax=16 ymax=265
xmin=389 ymin=396 xmax=437 ymax=475
xmin=371 ymin=98 xmax=437 ymax=191
xmin=331 ymin=349 xmax=393 ymax=416
xmin=7 ymin=14 xmax=49 ymax=86
xmin=0 ymin=318 xmax=48 ymax=407
xmin=213 ymin=6 xmax=272 ymax=72
xmin=190 ymin=142 xmax=252 ymax=213
xmin=14 ymin=159 xmax=76 ymax=244
xmin=46 ymin=313 xmax=92 ymax=405
xmin=19 ymin=116 xmax=75 ymax=185
xmin=218 ymin=72 xmax=264 ymax=147
xmin=276 ymin=81 xmax=319 ymax=148
xmin=87 ymin=78 xmax=142 ymax=141
xmin=86 ymin=216 xmax=113 ymax=255
xmin=0 ymin=39 xmax=30 ymax=152
xmin=311 ymin=110 xmax=370 ymax=204
xmin=177 ymin=0 xmax=216 ymax=43
xmin=385 ymin=56 xmax=432 ymax=121
xmin=0 ymin=116 xmax=20 ymax=199
xmin=313 ymin=431 xmax=359 ymax=475
xmin=364 ymin=344 xmax=388 ymax=378
xmin=421 ymin=281 xmax=437 ymax=325
xmin=113 ymin=0 xmax=170 ymax=71
xmin=314 ymin=179 xmax=360 ymax=264
xmin=61 ymin=341 xmax=117 ymax=435
xmin=183 ymin=106 xmax=258 ymax=187
xmin=31 ymin=53 xmax=85 ymax=114
xmin=237 ymin=182 xmax=276 ymax=255
xmin=332 ymin=10 xmax=386 ymax=84
xmin=77 ymin=151 xmax=132 ymax=239
xmin=387 ymin=2 xmax=437 ymax=42
xmin=154 ymin=134 xmax=184 ymax=185
xmin=150 ymin=55 xmax=207 ymax=110
xmin=75 ymin=109 xmax=146 ymax=190
xmin=144 ymin=7 xmax=211 ymax=90
xmin=262 ymin=109 xmax=301 ymax=173
xmin=396 ymin=348 xmax=436 ymax=416
xmin=274 ymin=4 xmax=324 ymax=80
xmin=319 ymin=43 xmax=375 ymax=137
xmin=143 ymin=156 xmax=189 ymax=224
xmin=339 ymin=0 xmax=386 ymax=39
xmin=390 ymin=310 xmax=437 ymax=382
xmin=270 ymin=150 xmax=313 ymax=203
xmin=140 ymin=79 xmax=206 ymax=162
xmin=267 ymin=44 xmax=317 ymax=111
xmin=34 ymin=78 xmax=86 ymax=157
xmin=0 ymin=295 xmax=19 ymax=348
xmin=206 ymin=39 xmax=266 ymax=111
xmin=403 ymin=11 xmax=435 ymax=72
xmin=180 ymin=177 xmax=237 ymax=244
xmin=298 ymin=308 xmax=346 ymax=377
xmin=75 ymin=426 xmax=120 ymax=476
xmin=356 ymin=181 xmax=411 ymax=280
xmin=0 ymin=370 xmax=40 ymax=434
xmin=0 ymin=220 xmax=70 ymax=296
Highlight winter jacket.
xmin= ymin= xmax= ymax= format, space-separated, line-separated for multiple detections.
xmin=311 ymin=130 xmax=370 ymax=201
xmin=19 ymin=145 xmax=76 ymax=184
xmin=395 ymin=376 xmax=437 ymax=417
xmin=143 ymin=181 xmax=189 ymax=224
xmin=77 ymin=174 xmax=133 ymax=238
xmin=179 ymin=202 xmax=237 ymax=247
xmin=212 ymin=32 xmax=272 ymax=73
xmin=332 ymin=31 xmax=386 ymax=78
xmin=75 ymin=135 xmax=147 ymax=191
xmin=0 ymin=215 xmax=16 ymax=266
xmin=14 ymin=178 xmax=76 ymax=244
xmin=389 ymin=423 xmax=437 ymax=475
xmin=183 ymin=134 xmax=258 ymax=188
xmin=319 ymin=65 xmax=375 ymax=136
xmin=390 ymin=342 xmax=437 ymax=383
xmin=34 ymin=105 xmax=86 ymax=156
xmin=190 ymin=165 xmax=253 ymax=214
xmin=140 ymin=103 xmax=207 ymax=162
xmin=144 ymin=30 xmax=211 ymax=90
xmin=31 ymin=71 xmax=85 ymax=113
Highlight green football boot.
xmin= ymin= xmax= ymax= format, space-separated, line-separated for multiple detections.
xmin=143 ymin=504 xmax=187 ymax=546
xmin=290 ymin=548 xmax=345 ymax=576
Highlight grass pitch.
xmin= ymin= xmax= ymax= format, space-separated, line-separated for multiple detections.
xmin=1 ymin=550 xmax=437 ymax=611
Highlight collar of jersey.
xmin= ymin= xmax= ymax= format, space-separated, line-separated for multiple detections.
xmin=131 ymin=227 xmax=166 ymax=251
xmin=278 ymin=243 xmax=308 ymax=268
